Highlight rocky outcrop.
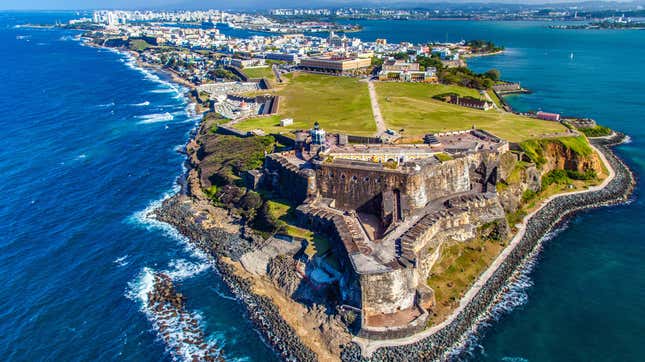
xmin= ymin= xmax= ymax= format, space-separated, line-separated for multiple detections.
xmin=147 ymin=273 xmax=224 ymax=362
xmin=267 ymin=255 xmax=302 ymax=297
xmin=542 ymin=140 xmax=602 ymax=174
xmin=307 ymin=304 xmax=353 ymax=356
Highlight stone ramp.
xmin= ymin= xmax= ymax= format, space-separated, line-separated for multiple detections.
xmin=239 ymin=236 xmax=302 ymax=276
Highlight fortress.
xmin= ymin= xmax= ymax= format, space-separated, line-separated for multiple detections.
xmin=261 ymin=124 xmax=510 ymax=339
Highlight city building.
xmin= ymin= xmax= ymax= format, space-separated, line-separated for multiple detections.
xmin=299 ymin=56 xmax=371 ymax=75
xmin=378 ymin=59 xmax=437 ymax=82
xmin=536 ymin=111 xmax=561 ymax=121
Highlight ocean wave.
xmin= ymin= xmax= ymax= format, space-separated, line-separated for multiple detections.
xmin=501 ymin=357 xmax=529 ymax=362
xmin=129 ymin=192 xmax=210 ymax=263
xmin=96 ymin=102 xmax=115 ymax=108
xmin=114 ymin=255 xmax=129 ymax=267
xmin=131 ymin=101 xmax=150 ymax=107
xmin=166 ymin=259 xmax=210 ymax=281
xmin=622 ymin=135 xmax=632 ymax=144
xmin=208 ymin=286 xmax=237 ymax=302
xmin=58 ymin=35 xmax=79 ymax=42
xmin=150 ymin=88 xmax=175 ymax=94
xmin=136 ymin=112 xmax=174 ymax=124
xmin=118 ymin=53 xmax=185 ymax=97
xmin=185 ymin=103 xmax=197 ymax=118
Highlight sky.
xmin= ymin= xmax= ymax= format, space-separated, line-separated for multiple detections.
xmin=0 ymin=0 xmax=636 ymax=10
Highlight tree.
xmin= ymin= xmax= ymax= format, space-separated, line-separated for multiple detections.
xmin=240 ymin=191 xmax=263 ymax=211
xmin=485 ymin=69 xmax=501 ymax=81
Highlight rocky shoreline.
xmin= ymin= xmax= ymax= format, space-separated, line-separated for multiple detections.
xmin=339 ymin=134 xmax=635 ymax=361
xmin=154 ymin=195 xmax=319 ymax=362
xmin=154 ymin=132 xmax=634 ymax=362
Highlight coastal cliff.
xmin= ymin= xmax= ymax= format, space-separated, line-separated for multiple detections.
xmin=497 ymin=136 xmax=604 ymax=215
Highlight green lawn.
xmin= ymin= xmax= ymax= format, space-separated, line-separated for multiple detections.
xmin=235 ymin=73 xmax=376 ymax=136
xmin=242 ymin=66 xmax=275 ymax=81
xmin=375 ymin=82 xmax=567 ymax=142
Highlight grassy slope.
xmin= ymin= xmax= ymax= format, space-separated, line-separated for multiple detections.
xmin=235 ymin=73 xmax=376 ymax=136
xmin=375 ymin=82 xmax=567 ymax=142
xmin=427 ymin=237 xmax=506 ymax=324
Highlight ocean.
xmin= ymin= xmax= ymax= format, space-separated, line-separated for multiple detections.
xmin=0 ymin=13 xmax=642 ymax=361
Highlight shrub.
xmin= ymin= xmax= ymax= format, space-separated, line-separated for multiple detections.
xmin=522 ymin=189 xmax=537 ymax=203
xmin=240 ymin=191 xmax=263 ymax=211
xmin=435 ymin=153 xmax=453 ymax=162
xmin=580 ymin=125 xmax=612 ymax=137
xmin=203 ymin=185 xmax=218 ymax=199
xmin=541 ymin=169 xmax=570 ymax=188
xmin=566 ymin=169 xmax=596 ymax=180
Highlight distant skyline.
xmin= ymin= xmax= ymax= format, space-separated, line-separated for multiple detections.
xmin=1 ymin=0 xmax=641 ymax=11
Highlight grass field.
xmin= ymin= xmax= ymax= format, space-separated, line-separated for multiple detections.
xmin=375 ymin=82 xmax=567 ymax=142
xmin=242 ymin=66 xmax=275 ymax=81
xmin=234 ymin=73 xmax=376 ymax=135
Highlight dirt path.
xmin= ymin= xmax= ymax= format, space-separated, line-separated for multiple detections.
xmin=367 ymin=80 xmax=386 ymax=136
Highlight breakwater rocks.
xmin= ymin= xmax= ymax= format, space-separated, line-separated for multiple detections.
xmin=154 ymin=195 xmax=318 ymax=362
xmin=340 ymin=134 xmax=635 ymax=362
xmin=154 ymin=196 xmax=253 ymax=261
xmin=147 ymin=273 xmax=224 ymax=362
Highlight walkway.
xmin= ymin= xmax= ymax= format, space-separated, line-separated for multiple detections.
xmin=367 ymin=80 xmax=386 ymax=136
xmin=481 ymin=89 xmax=500 ymax=110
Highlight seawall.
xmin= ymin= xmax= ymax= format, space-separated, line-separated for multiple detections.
xmin=341 ymin=134 xmax=635 ymax=361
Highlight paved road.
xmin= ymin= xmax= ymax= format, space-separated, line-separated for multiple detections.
xmin=481 ymin=89 xmax=500 ymax=110
xmin=272 ymin=64 xmax=282 ymax=83
xmin=367 ymin=80 xmax=386 ymax=136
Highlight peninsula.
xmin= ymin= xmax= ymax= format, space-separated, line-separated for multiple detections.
xmin=71 ymin=10 xmax=635 ymax=361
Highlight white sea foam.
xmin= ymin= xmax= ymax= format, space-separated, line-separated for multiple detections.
xmin=118 ymin=52 xmax=185 ymax=97
xmin=129 ymin=192 xmax=210 ymax=263
xmin=150 ymin=88 xmax=175 ymax=94
xmin=501 ymin=357 xmax=529 ymax=362
xmin=126 ymin=267 xmax=224 ymax=361
xmin=208 ymin=286 xmax=237 ymax=302
xmin=131 ymin=101 xmax=150 ymax=107
xmin=136 ymin=112 xmax=174 ymax=124
xmin=166 ymin=259 xmax=210 ymax=281
xmin=58 ymin=35 xmax=78 ymax=42
xmin=96 ymin=102 xmax=115 ymax=108
xmin=622 ymin=135 xmax=632 ymax=144
xmin=114 ymin=255 xmax=129 ymax=267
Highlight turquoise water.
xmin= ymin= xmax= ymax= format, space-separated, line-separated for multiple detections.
xmin=345 ymin=20 xmax=645 ymax=361
xmin=1 ymin=14 xmax=642 ymax=361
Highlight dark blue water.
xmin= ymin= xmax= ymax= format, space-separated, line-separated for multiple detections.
xmin=1 ymin=14 xmax=642 ymax=361
xmin=0 ymin=11 xmax=274 ymax=362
